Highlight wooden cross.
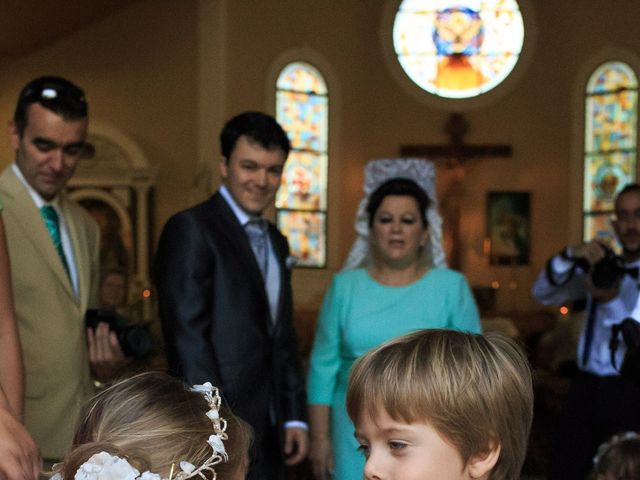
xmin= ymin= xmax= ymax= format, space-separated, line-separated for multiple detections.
xmin=400 ymin=113 xmax=512 ymax=269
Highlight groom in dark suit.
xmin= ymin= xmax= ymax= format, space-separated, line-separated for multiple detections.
xmin=154 ymin=111 xmax=308 ymax=479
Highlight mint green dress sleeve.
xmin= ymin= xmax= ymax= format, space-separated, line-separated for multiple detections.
xmin=307 ymin=275 xmax=342 ymax=405
xmin=448 ymin=273 xmax=482 ymax=333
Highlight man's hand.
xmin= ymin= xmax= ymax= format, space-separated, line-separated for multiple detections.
xmin=87 ymin=322 xmax=129 ymax=383
xmin=283 ymin=426 xmax=309 ymax=466
xmin=0 ymin=406 xmax=40 ymax=480
xmin=571 ymin=240 xmax=607 ymax=266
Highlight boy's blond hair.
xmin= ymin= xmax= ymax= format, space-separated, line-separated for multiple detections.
xmin=346 ymin=329 xmax=533 ymax=480
xmin=59 ymin=372 xmax=252 ymax=479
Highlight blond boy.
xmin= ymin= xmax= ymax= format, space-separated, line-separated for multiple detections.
xmin=346 ymin=329 xmax=533 ymax=480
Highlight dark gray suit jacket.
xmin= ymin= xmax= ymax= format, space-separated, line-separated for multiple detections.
xmin=154 ymin=192 xmax=306 ymax=467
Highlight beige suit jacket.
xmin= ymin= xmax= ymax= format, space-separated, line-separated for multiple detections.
xmin=0 ymin=167 xmax=100 ymax=459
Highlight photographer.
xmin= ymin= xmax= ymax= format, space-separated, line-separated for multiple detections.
xmin=533 ymin=183 xmax=640 ymax=480
xmin=88 ymin=268 xmax=153 ymax=372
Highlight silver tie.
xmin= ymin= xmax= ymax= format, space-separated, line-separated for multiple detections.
xmin=245 ymin=219 xmax=268 ymax=279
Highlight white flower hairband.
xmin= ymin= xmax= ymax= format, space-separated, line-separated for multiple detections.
xmin=593 ymin=431 xmax=640 ymax=466
xmin=52 ymin=382 xmax=228 ymax=480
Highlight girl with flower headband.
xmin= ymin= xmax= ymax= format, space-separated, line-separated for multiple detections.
xmin=51 ymin=372 xmax=252 ymax=480
xmin=591 ymin=431 xmax=640 ymax=480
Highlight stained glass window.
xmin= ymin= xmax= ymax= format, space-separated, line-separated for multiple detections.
xmin=392 ymin=0 xmax=524 ymax=99
xmin=276 ymin=62 xmax=328 ymax=267
xmin=583 ymin=61 xmax=638 ymax=247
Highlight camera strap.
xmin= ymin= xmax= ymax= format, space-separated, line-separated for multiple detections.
xmin=581 ymin=300 xmax=598 ymax=367
xmin=611 ymin=322 xmax=623 ymax=372
xmin=609 ymin=317 xmax=640 ymax=374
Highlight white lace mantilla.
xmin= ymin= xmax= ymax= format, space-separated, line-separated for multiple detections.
xmin=343 ymin=158 xmax=446 ymax=271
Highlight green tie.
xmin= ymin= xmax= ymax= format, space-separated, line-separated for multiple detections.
xmin=40 ymin=205 xmax=70 ymax=278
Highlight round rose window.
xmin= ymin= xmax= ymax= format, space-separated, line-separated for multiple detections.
xmin=392 ymin=0 xmax=525 ymax=99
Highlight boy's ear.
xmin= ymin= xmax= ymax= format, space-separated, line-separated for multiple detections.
xmin=467 ymin=441 xmax=501 ymax=479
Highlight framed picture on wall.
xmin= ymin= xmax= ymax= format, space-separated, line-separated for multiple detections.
xmin=487 ymin=191 xmax=530 ymax=265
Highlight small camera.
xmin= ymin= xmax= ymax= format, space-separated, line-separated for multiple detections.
xmin=85 ymin=308 xmax=153 ymax=359
xmin=575 ymin=243 xmax=626 ymax=289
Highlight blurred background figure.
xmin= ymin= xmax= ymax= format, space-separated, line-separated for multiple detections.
xmin=87 ymin=267 xmax=154 ymax=368
xmin=307 ymin=159 xmax=481 ymax=480
xmin=99 ymin=268 xmax=128 ymax=313
xmin=590 ymin=432 xmax=640 ymax=480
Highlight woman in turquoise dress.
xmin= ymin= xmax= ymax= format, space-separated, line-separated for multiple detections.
xmin=307 ymin=159 xmax=481 ymax=480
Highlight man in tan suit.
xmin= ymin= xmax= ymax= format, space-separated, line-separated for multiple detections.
xmin=0 ymin=76 xmax=125 ymax=463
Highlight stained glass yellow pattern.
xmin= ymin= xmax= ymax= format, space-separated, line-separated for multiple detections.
xmin=583 ymin=61 xmax=638 ymax=244
xmin=277 ymin=211 xmax=326 ymax=268
xmin=393 ymin=0 xmax=524 ymax=99
xmin=276 ymin=151 xmax=328 ymax=211
xmin=276 ymin=62 xmax=328 ymax=267
xmin=277 ymin=62 xmax=328 ymax=94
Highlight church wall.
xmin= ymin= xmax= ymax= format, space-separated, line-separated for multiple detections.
xmin=0 ymin=1 xmax=638 ymax=316
xmin=0 ymin=0 xmax=200 ymax=256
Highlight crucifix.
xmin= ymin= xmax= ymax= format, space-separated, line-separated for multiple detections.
xmin=400 ymin=113 xmax=512 ymax=270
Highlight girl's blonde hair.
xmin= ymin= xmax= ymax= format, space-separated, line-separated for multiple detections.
xmin=347 ymin=329 xmax=533 ymax=480
xmin=59 ymin=372 xmax=252 ymax=479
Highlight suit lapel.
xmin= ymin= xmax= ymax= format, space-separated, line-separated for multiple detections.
xmin=268 ymin=224 xmax=287 ymax=326
xmin=0 ymin=169 xmax=75 ymax=300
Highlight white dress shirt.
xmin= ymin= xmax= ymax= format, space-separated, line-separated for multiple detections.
xmin=219 ymin=185 xmax=281 ymax=322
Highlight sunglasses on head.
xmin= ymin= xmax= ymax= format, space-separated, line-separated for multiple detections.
xmin=20 ymin=79 xmax=87 ymax=107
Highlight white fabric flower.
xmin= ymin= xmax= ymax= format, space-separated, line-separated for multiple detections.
xmin=286 ymin=255 xmax=298 ymax=269
xmin=191 ymin=382 xmax=213 ymax=394
xmin=207 ymin=434 xmax=226 ymax=455
xmin=206 ymin=408 xmax=219 ymax=421
xmin=179 ymin=461 xmax=196 ymax=474
xmin=139 ymin=472 xmax=161 ymax=480
xmin=74 ymin=452 xmax=140 ymax=480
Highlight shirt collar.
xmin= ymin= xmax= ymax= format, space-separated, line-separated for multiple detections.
xmin=219 ymin=185 xmax=256 ymax=226
xmin=11 ymin=163 xmax=60 ymax=210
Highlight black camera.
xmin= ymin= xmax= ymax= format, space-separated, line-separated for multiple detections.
xmin=575 ymin=243 xmax=626 ymax=289
xmin=85 ymin=308 xmax=153 ymax=359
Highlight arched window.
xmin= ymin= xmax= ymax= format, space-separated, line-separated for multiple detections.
xmin=275 ymin=62 xmax=328 ymax=267
xmin=583 ymin=61 xmax=638 ymax=246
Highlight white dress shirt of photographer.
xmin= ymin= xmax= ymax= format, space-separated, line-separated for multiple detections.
xmin=532 ymin=244 xmax=640 ymax=376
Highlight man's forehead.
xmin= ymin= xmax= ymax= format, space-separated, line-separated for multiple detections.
xmin=24 ymin=102 xmax=87 ymax=126
xmin=22 ymin=103 xmax=88 ymax=139
xmin=615 ymin=191 xmax=640 ymax=212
